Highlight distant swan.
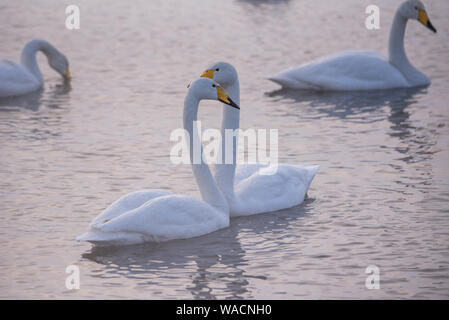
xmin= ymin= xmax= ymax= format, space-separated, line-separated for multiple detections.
xmin=268 ymin=0 xmax=437 ymax=91
xmin=77 ymin=78 xmax=240 ymax=246
xmin=202 ymin=62 xmax=318 ymax=216
xmin=0 ymin=39 xmax=70 ymax=98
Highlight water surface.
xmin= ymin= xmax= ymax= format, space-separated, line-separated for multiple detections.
xmin=1 ymin=0 xmax=449 ymax=299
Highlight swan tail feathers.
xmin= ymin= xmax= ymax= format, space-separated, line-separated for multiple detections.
xmin=267 ymin=75 xmax=296 ymax=88
xmin=268 ymin=74 xmax=316 ymax=90
xmin=297 ymin=164 xmax=319 ymax=190
xmin=307 ymin=165 xmax=320 ymax=189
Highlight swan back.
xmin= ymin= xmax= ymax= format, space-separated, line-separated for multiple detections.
xmin=92 ymin=194 xmax=228 ymax=243
xmin=270 ymin=50 xmax=410 ymax=91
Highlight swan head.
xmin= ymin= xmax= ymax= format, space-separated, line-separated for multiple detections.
xmin=188 ymin=78 xmax=239 ymax=109
xmin=200 ymin=62 xmax=238 ymax=87
xmin=400 ymin=0 xmax=436 ymax=33
xmin=48 ymin=51 xmax=71 ymax=80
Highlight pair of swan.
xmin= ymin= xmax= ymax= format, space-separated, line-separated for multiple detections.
xmin=269 ymin=0 xmax=437 ymax=91
xmin=0 ymin=39 xmax=70 ymax=98
xmin=77 ymin=64 xmax=319 ymax=246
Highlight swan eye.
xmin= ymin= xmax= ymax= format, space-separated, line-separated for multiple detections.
xmin=414 ymin=6 xmax=418 ymax=10
xmin=215 ymin=68 xmax=220 ymax=71
xmin=212 ymin=84 xmax=216 ymax=87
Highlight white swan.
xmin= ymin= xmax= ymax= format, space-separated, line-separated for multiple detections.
xmin=201 ymin=62 xmax=319 ymax=217
xmin=77 ymin=78 xmax=240 ymax=246
xmin=268 ymin=0 xmax=437 ymax=91
xmin=0 ymin=39 xmax=70 ymax=98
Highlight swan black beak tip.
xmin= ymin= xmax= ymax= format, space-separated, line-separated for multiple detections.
xmin=427 ymin=20 xmax=437 ymax=33
xmin=227 ymin=97 xmax=240 ymax=110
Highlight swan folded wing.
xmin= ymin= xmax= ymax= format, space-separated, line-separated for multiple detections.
xmin=234 ymin=163 xmax=269 ymax=182
xmin=271 ymin=50 xmax=409 ymax=91
xmin=0 ymin=60 xmax=40 ymax=97
xmin=89 ymin=189 xmax=173 ymax=228
xmin=94 ymin=194 xmax=229 ymax=242
xmin=234 ymin=164 xmax=318 ymax=215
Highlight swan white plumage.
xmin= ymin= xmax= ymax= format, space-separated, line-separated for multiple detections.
xmin=76 ymin=78 xmax=240 ymax=246
xmin=201 ymin=62 xmax=319 ymax=217
xmin=0 ymin=39 xmax=70 ymax=98
xmin=268 ymin=0 xmax=437 ymax=91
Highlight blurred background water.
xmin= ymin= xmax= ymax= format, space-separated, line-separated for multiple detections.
xmin=0 ymin=0 xmax=448 ymax=299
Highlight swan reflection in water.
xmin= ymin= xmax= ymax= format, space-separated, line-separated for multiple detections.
xmin=267 ymin=86 xmax=438 ymax=198
xmin=266 ymin=87 xmax=435 ymax=154
xmin=267 ymin=86 xmax=423 ymax=122
xmin=267 ymin=86 xmax=436 ymax=162
xmin=0 ymin=80 xmax=71 ymax=142
xmin=80 ymin=199 xmax=313 ymax=299
xmin=0 ymin=79 xmax=71 ymax=112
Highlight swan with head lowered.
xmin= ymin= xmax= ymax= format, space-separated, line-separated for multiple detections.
xmin=202 ymin=62 xmax=318 ymax=217
xmin=0 ymin=39 xmax=70 ymax=98
xmin=268 ymin=0 xmax=437 ymax=91
xmin=76 ymin=78 xmax=239 ymax=246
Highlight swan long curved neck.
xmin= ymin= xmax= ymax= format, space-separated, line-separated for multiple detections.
xmin=215 ymin=79 xmax=240 ymax=202
xmin=388 ymin=12 xmax=410 ymax=70
xmin=388 ymin=12 xmax=423 ymax=84
xmin=20 ymin=39 xmax=58 ymax=84
xmin=183 ymin=92 xmax=229 ymax=213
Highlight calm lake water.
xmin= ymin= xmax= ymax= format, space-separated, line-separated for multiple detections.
xmin=1 ymin=0 xmax=449 ymax=299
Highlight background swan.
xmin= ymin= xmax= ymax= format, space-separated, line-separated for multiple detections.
xmin=0 ymin=39 xmax=70 ymax=98
xmin=202 ymin=62 xmax=318 ymax=216
xmin=77 ymin=78 xmax=239 ymax=246
xmin=268 ymin=0 xmax=437 ymax=91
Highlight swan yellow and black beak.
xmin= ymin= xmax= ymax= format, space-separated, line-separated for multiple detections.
xmin=216 ymin=86 xmax=239 ymax=110
xmin=201 ymin=69 xmax=239 ymax=109
xmin=418 ymin=9 xmax=437 ymax=33
xmin=201 ymin=69 xmax=215 ymax=79
xmin=64 ymin=67 xmax=71 ymax=79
